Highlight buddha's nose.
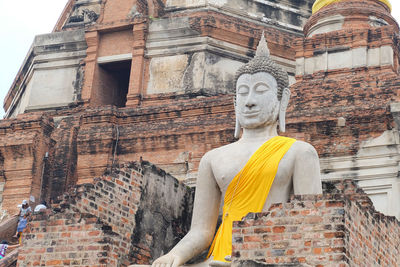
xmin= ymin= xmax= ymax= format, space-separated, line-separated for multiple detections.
xmin=245 ymin=102 xmax=256 ymax=109
xmin=245 ymin=90 xmax=257 ymax=109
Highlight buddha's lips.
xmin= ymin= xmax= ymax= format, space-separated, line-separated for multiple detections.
xmin=241 ymin=111 xmax=260 ymax=116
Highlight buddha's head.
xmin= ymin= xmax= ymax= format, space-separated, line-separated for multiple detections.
xmin=234 ymin=33 xmax=290 ymax=138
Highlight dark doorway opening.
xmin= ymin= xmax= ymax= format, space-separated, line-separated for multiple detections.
xmin=98 ymin=60 xmax=131 ymax=107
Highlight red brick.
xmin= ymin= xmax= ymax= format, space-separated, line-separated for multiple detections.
xmin=313 ymin=248 xmax=322 ymax=255
xmin=272 ymin=226 xmax=285 ymax=233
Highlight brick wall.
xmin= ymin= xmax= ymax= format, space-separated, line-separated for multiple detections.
xmin=287 ymin=26 xmax=400 ymax=158
xmin=287 ymin=68 xmax=400 ymax=157
xmin=129 ymin=163 xmax=194 ymax=263
xmin=0 ymin=94 xmax=236 ymax=210
xmin=287 ymin=0 xmax=400 ymax=159
xmin=345 ymin=194 xmax=399 ymax=266
xmin=45 ymin=115 xmax=81 ymax=202
xmin=0 ymin=114 xmax=53 ymax=216
xmin=185 ymin=10 xmax=298 ymax=62
xmin=17 ymin=161 xmax=193 ymax=266
xmin=73 ymin=97 xmax=236 ymax=185
xmin=232 ymin=180 xmax=400 ymax=266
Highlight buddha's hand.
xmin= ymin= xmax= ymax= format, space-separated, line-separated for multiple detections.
xmin=151 ymin=254 xmax=184 ymax=267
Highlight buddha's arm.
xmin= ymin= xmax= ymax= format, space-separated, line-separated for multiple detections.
xmin=151 ymin=153 xmax=221 ymax=267
xmin=292 ymin=142 xmax=323 ymax=195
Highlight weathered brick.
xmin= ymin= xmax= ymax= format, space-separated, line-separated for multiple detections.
xmin=16 ymin=162 xmax=193 ymax=267
xmin=232 ymin=180 xmax=400 ymax=266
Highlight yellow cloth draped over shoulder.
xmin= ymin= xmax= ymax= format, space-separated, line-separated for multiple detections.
xmin=208 ymin=136 xmax=296 ymax=262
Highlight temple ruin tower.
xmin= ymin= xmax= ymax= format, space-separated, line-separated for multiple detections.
xmin=289 ymin=0 xmax=400 ymax=219
xmin=0 ymin=0 xmax=314 ymax=216
xmin=1 ymin=1 xmax=399 ymax=266
xmin=0 ymin=0 xmax=399 ymax=220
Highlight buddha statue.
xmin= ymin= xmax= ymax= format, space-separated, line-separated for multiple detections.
xmin=148 ymin=33 xmax=322 ymax=267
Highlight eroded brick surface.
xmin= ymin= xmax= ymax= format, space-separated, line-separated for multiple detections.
xmin=232 ymin=180 xmax=400 ymax=266
xmin=0 ymin=114 xmax=53 ymax=215
xmin=17 ymin=161 xmax=193 ymax=267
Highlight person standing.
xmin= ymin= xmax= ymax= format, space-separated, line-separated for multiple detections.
xmin=14 ymin=200 xmax=31 ymax=245
xmin=18 ymin=200 xmax=31 ymax=220
xmin=15 ymin=215 xmax=28 ymax=244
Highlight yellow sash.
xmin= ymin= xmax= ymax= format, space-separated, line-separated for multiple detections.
xmin=208 ymin=136 xmax=296 ymax=262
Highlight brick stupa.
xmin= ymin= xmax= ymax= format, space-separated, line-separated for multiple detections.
xmin=0 ymin=0 xmax=399 ymax=266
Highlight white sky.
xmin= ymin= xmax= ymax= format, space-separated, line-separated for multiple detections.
xmin=1 ymin=1 xmax=400 ymax=118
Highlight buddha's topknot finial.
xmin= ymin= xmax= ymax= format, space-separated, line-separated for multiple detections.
xmin=255 ymin=31 xmax=270 ymax=58
xmin=235 ymin=32 xmax=289 ymax=100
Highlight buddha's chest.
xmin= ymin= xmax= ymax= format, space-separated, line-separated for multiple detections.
xmin=211 ymin=150 xmax=294 ymax=195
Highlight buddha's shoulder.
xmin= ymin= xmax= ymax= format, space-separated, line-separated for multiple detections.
xmin=201 ymin=142 xmax=241 ymax=161
xmin=288 ymin=140 xmax=319 ymax=159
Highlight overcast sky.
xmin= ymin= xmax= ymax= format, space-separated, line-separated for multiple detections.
xmin=1 ymin=1 xmax=400 ymax=118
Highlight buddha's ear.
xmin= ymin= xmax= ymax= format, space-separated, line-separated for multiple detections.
xmin=234 ymin=117 xmax=241 ymax=138
xmin=234 ymin=96 xmax=241 ymax=138
xmin=279 ymin=88 xmax=291 ymax=133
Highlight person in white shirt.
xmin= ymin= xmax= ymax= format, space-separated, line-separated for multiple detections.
xmin=34 ymin=201 xmax=47 ymax=213
xmin=18 ymin=200 xmax=31 ymax=220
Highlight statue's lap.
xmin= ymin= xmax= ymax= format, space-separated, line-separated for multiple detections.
xmin=129 ymin=259 xmax=229 ymax=267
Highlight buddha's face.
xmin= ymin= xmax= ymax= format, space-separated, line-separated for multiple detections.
xmin=236 ymin=72 xmax=279 ymax=129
